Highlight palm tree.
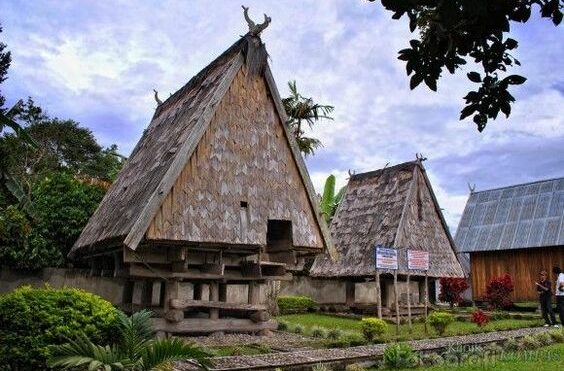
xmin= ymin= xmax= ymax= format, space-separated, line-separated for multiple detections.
xmin=319 ymin=174 xmax=346 ymax=224
xmin=48 ymin=310 xmax=211 ymax=371
xmin=282 ymin=81 xmax=334 ymax=156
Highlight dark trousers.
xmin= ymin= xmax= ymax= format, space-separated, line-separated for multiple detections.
xmin=557 ymin=296 xmax=564 ymax=325
xmin=540 ymin=295 xmax=556 ymax=325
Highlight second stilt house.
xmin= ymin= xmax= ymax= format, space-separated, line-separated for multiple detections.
xmin=70 ymin=16 xmax=334 ymax=335
xmin=307 ymin=160 xmax=464 ymax=315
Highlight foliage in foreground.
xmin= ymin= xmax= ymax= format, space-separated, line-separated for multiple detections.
xmin=361 ymin=317 xmax=388 ymax=342
xmin=383 ymin=343 xmax=419 ymax=369
xmin=426 ymin=311 xmax=454 ymax=336
xmin=485 ymin=273 xmax=514 ymax=309
xmin=277 ymin=295 xmax=317 ymax=314
xmin=373 ymin=0 xmax=562 ymax=130
xmin=438 ymin=277 xmax=469 ymax=308
xmin=49 ymin=309 xmax=211 ymax=370
xmin=0 ymin=285 xmax=119 ymax=369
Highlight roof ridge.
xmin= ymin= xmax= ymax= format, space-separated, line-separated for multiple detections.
xmin=471 ymin=175 xmax=564 ymax=195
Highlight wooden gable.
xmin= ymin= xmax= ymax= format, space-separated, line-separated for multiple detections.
xmin=146 ymin=66 xmax=324 ymax=249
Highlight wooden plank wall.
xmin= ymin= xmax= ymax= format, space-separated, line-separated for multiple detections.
xmin=146 ymin=66 xmax=323 ymax=249
xmin=471 ymin=246 xmax=564 ymax=301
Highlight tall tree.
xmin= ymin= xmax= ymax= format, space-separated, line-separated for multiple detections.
xmin=373 ymin=0 xmax=562 ymax=131
xmin=283 ymin=81 xmax=334 ymax=156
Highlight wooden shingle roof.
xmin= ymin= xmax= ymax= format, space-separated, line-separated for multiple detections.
xmin=310 ymin=161 xmax=464 ymax=278
xmin=455 ymin=177 xmax=564 ymax=253
xmin=70 ymin=36 xmax=335 ymax=259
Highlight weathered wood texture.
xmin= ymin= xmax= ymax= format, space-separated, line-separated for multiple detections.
xmin=470 ymin=246 xmax=564 ymax=301
xmin=311 ymin=161 xmax=464 ymax=278
xmin=146 ymin=66 xmax=323 ymax=249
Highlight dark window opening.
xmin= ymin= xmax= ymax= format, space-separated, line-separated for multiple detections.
xmin=240 ymin=201 xmax=248 ymax=208
xmin=266 ymin=219 xmax=292 ymax=252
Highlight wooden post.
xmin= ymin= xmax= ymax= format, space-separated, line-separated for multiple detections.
xmin=424 ymin=271 xmax=429 ymax=335
xmin=345 ymin=281 xmax=355 ymax=307
xmin=193 ymin=283 xmax=203 ymax=300
xmin=141 ymin=280 xmax=153 ymax=308
xmin=122 ymin=280 xmax=135 ymax=312
xmin=407 ymin=273 xmax=412 ymax=335
xmin=394 ymin=270 xmax=400 ymax=336
xmin=219 ymin=283 xmax=227 ymax=302
xmin=248 ymin=281 xmax=259 ymax=304
xmin=209 ymin=281 xmax=219 ymax=320
xmin=164 ymin=279 xmax=179 ymax=312
xmin=375 ymin=270 xmax=382 ymax=319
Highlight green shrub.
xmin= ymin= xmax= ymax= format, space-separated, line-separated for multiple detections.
xmin=534 ymin=332 xmax=553 ymax=346
xmin=311 ymin=326 xmax=328 ymax=338
xmin=427 ymin=311 xmax=454 ymax=335
xmin=327 ymin=328 xmax=343 ymax=340
xmin=521 ymin=335 xmax=540 ymax=349
xmin=421 ymin=352 xmax=444 ymax=366
xmin=277 ymin=295 xmax=317 ymax=314
xmin=0 ymin=285 xmax=119 ymax=369
xmin=360 ymin=317 xmax=387 ymax=342
xmin=345 ymin=363 xmax=366 ymax=371
xmin=343 ymin=332 xmax=366 ymax=346
xmin=383 ymin=343 xmax=419 ymax=369
xmin=292 ymin=324 xmax=305 ymax=334
xmin=485 ymin=342 xmax=503 ymax=355
xmin=548 ymin=329 xmax=564 ymax=343
xmin=504 ymin=338 xmax=521 ymax=352
xmin=312 ymin=363 xmax=332 ymax=371
xmin=442 ymin=345 xmax=468 ymax=366
xmin=277 ymin=320 xmax=289 ymax=331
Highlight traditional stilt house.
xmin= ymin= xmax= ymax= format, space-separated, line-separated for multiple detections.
xmin=454 ymin=177 xmax=564 ymax=302
xmin=70 ymin=11 xmax=334 ymax=335
xmin=309 ymin=160 xmax=464 ymax=315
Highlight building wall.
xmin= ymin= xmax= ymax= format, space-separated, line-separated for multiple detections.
xmin=470 ymin=246 xmax=564 ymax=301
xmin=0 ymin=267 xmax=265 ymax=306
xmin=146 ymin=66 xmax=323 ymax=249
xmin=280 ymin=276 xmax=424 ymax=306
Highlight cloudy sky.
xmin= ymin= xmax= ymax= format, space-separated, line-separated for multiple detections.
xmin=2 ymin=1 xmax=563 ymax=231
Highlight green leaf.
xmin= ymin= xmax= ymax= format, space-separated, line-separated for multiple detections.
xmin=467 ymin=72 xmax=482 ymax=83
xmin=409 ymin=74 xmax=423 ymax=90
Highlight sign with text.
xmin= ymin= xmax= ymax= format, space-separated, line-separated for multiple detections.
xmin=374 ymin=245 xmax=398 ymax=270
xmin=407 ymin=250 xmax=429 ymax=271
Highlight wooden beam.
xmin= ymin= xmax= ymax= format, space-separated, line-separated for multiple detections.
xmin=209 ymin=282 xmax=219 ymax=320
xmin=151 ymin=318 xmax=277 ymax=334
xmin=169 ymin=299 xmax=266 ymax=311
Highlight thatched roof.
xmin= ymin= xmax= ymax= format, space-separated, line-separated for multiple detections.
xmin=455 ymin=177 xmax=564 ymax=253
xmin=310 ymin=161 xmax=464 ymax=278
xmin=70 ymin=36 xmax=334 ymax=259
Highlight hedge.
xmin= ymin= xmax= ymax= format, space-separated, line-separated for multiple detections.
xmin=0 ymin=285 xmax=120 ymax=369
xmin=277 ymin=295 xmax=316 ymax=314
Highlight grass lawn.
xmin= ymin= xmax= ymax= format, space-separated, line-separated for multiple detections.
xmin=276 ymin=313 xmax=543 ymax=342
xmin=393 ymin=343 xmax=564 ymax=370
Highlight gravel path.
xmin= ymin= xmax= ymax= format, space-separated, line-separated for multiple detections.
xmin=174 ymin=326 xmax=552 ymax=371
xmin=189 ymin=331 xmax=314 ymax=351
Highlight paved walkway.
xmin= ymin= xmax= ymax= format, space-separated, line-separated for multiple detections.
xmin=173 ymin=327 xmax=551 ymax=371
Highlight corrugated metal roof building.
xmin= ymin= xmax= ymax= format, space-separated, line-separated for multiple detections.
xmin=454 ymin=177 xmax=564 ymax=301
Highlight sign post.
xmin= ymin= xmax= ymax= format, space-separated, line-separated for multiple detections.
xmin=375 ymin=245 xmax=399 ymax=334
xmin=407 ymin=250 xmax=430 ymax=335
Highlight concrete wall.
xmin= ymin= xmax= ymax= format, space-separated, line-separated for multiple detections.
xmin=280 ymin=276 xmax=430 ymax=306
xmin=0 ymin=267 xmax=265 ymax=305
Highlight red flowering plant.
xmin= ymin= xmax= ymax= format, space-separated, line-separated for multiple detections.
xmin=438 ymin=277 xmax=470 ymax=308
xmin=485 ymin=273 xmax=514 ymax=309
xmin=471 ymin=309 xmax=490 ymax=327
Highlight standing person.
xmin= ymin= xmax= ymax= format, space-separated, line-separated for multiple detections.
xmin=554 ymin=266 xmax=564 ymax=327
xmin=536 ymin=270 xmax=556 ymax=327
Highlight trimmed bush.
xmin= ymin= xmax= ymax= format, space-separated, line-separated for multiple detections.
xmin=292 ymin=324 xmax=305 ymax=334
xmin=277 ymin=320 xmax=289 ymax=331
xmin=471 ymin=309 xmax=490 ymax=327
xmin=0 ymin=285 xmax=119 ymax=369
xmin=311 ymin=326 xmax=328 ymax=338
xmin=485 ymin=273 xmax=514 ymax=309
xmin=360 ymin=317 xmax=387 ymax=342
xmin=438 ymin=277 xmax=469 ymax=307
xmin=277 ymin=295 xmax=316 ymax=314
xmin=327 ymin=328 xmax=343 ymax=340
xmin=383 ymin=343 xmax=419 ymax=369
xmin=427 ymin=311 xmax=454 ymax=335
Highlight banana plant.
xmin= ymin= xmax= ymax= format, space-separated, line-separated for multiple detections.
xmin=319 ymin=174 xmax=345 ymax=225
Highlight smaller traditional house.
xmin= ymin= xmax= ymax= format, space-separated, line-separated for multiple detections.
xmin=307 ymin=160 xmax=464 ymax=315
xmin=454 ymin=177 xmax=564 ymax=302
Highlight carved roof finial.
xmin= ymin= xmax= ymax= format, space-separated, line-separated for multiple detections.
xmin=242 ymin=5 xmax=271 ymax=37
xmin=153 ymin=89 xmax=163 ymax=106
